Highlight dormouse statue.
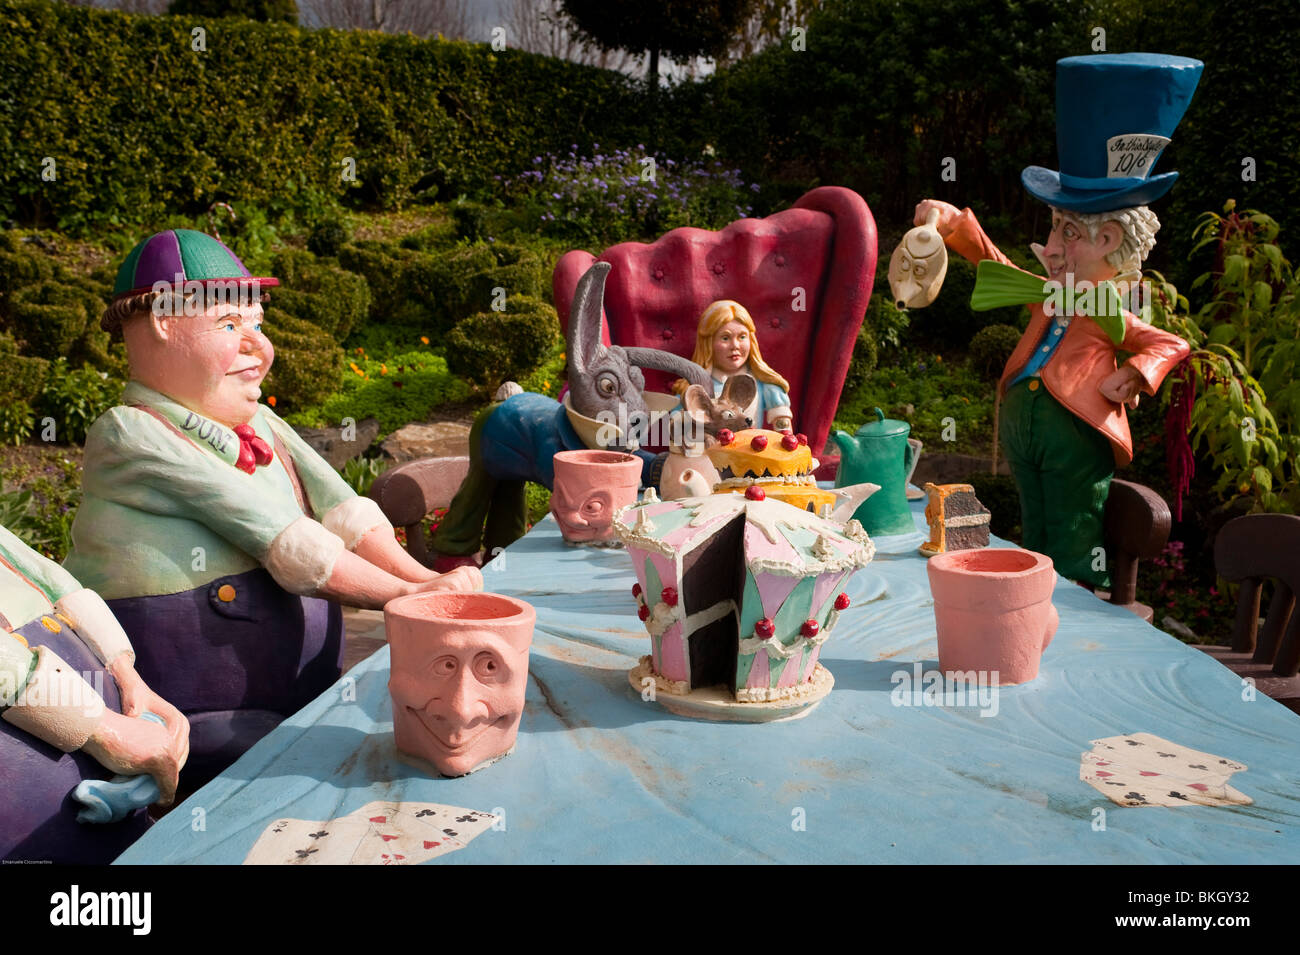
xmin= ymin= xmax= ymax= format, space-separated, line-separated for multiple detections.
xmin=431 ymin=262 xmax=714 ymax=565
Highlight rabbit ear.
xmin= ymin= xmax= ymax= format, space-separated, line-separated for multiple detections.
xmin=624 ymin=347 xmax=713 ymax=389
xmin=568 ymin=261 xmax=612 ymax=375
xmin=719 ymin=373 xmax=757 ymax=412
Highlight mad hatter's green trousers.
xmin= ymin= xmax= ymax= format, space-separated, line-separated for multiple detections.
xmin=999 ymin=378 xmax=1113 ymax=588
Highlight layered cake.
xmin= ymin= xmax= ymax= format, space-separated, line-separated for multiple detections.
xmin=919 ymin=483 xmax=991 ymax=557
xmin=615 ymin=492 xmax=874 ymax=703
xmin=706 ymin=428 xmax=838 ymax=514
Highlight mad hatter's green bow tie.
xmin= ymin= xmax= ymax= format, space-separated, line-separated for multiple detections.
xmin=969 ymin=260 xmax=1126 ymax=346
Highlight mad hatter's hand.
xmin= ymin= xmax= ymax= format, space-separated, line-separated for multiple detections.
xmin=913 ymin=200 xmax=962 ymax=237
xmin=1100 ymin=365 xmax=1144 ymax=409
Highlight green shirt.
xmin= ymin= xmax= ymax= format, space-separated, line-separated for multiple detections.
xmin=64 ymin=382 xmax=356 ymax=599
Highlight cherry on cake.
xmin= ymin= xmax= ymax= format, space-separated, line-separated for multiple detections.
xmin=706 ymin=428 xmax=837 ymax=515
xmin=615 ymin=492 xmax=874 ymax=707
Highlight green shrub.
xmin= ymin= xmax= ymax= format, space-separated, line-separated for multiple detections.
xmin=168 ymin=0 xmax=297 ymax=22
xmin=504 ymin=147 xmax=758 ymax=246
xmin=35 ymin=358 xmax=125 ymax=444
xmin=0 ymin=232 xmax=56 ymax=308
xmin=0 ymin=0 xmax=654 ymax=233
xmin=969 ymin=324 xmax=1022 ymax=381
xmin=269 ymin=248 xmax=370 ymax=341
xmin=444 ymin=296 xmax=561 ymax=389
xmin=0 ymin=401 xmax=34 ymax=445
xmin=0 ymin=333 xmax=50 ymax=405
xmin=339 ymin=239 xmax=547 ymax=337
xmin=284 ymin=346 xmax=470 ymax=436
xmin=452 ymin=202 xmax=492 ymax=243
xmin=307 ymin=219 xmax=350 ymax=258
xmin=840 ymin=320 xmax=879 ymax=400
xmin=7 ymin=281 xmax=92 ymax=358
xmin=262 ymin=312 xmax=344 ymax=410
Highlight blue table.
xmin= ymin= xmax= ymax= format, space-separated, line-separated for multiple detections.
xmin=117 ymin=504 xmax=1300 ymax=864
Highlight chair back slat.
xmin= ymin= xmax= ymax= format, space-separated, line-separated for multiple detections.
xmin=1215 ymin=513 xmax=1300 ymax=673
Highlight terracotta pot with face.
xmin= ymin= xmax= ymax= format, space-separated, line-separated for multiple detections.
xmin=927 ymin=548 xmax=1058 ymax=686
xmin=550 ymin=450 xmax=643 ymax=544
xmin=386 ymin=592 xmax=535 ymax=777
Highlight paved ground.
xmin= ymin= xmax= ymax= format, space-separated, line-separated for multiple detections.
xmin=341 ymin=607 xmax=387 ymax=671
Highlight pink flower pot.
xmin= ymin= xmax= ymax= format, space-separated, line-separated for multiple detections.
xmin=550 ymin=450 xmax=643 ymax=544
xmin=386 ymin=591 xmax=535 ymax=777
xmin=926 ymin=548 xmax=1059 ymax=686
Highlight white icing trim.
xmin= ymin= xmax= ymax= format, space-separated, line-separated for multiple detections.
xmin=265 ymin=517 xmax=346 ymax=595
xmin=53 ymin=588 xmax=134 ymax=667
xmin=941 ymin=513 xmax=991 ymax=528
xmin=646 ymin=600 xmax=681 ymax=637
xmin=322 ymin=496 xmax=390 ymax=551
xmin=615 ymin=497 xmax=875 ymax=575
xmin=2 ymin=646 xmax=105 ymax=752
xmin=736 ymin=663 xmax=832 ymax=703
xmin=684 ymin=600 xmax=736 ymax=634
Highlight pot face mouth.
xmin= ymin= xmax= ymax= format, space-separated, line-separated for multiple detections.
xmin=929 ymin=548 xmax=1050 ymax=577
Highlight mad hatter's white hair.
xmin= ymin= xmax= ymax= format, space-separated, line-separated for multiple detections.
xmin=1054 ymin=205 xmax=1161 ymax=275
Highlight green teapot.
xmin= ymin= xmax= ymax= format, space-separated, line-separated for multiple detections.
xmin=832 ymin=408 xmax=919 ymax=536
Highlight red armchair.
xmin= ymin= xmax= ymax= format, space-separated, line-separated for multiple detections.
xmin=552 ymin=186 xmax=877 ymax=461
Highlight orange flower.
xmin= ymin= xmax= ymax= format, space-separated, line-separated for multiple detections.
xmin=267 ymin=395 xmax=277 ymax=407
xmin=380 ymin=364 xmax=388 ymax=375
xmin=420 ymin=336 xmax=430 ymax=345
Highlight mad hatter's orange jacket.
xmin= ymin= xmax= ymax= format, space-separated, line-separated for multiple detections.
xmin=945 ymin=208 xmax=1189 ymax=468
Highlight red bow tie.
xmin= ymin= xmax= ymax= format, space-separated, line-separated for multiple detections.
xmin=233 ymin=425 xmax=274 ymax=474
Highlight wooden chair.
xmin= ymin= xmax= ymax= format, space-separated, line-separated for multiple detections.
xmin=368 ymin=456 xmax=470 ymax=568
xmin=1099 ymin=478 xmax=1172 ymax=623
xmin=1199 ymin=513 xmax=1300 ymax=708
xmin=552 ymin=185 xmax=877 ymax=463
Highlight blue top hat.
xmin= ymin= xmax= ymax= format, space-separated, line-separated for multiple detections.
xmin=1022 ymin=53 xmax=1203 ymax=213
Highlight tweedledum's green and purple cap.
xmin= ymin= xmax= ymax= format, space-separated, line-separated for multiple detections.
xmin=105 ymin=228 xmax=278 ymax=329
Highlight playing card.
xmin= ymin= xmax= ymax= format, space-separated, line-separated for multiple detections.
xmin=352 ymin=800 xmax=497 ymax=848
xmin=1088 ymin=732 xmax=1247 ymax=778
xmin=244 ymin=816 xmax=369 ymax=865
xmin=244 ymin=801 xmax=499 ymax=865
xmin=1079 ymin=733 xmax=1252 ymax=809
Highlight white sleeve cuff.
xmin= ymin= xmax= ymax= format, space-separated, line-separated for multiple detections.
xmin=321 ymin=496 xmax=391 ymax=551
xmin=2 ymin=646 xmax=105 ymax=752
xmin=765 ymin=406 xmax=793 ymax=426
xmin=265 ymin=517 xmax=347 ymax=595
xmin=54 ymin=588 xmax=135 ymax=668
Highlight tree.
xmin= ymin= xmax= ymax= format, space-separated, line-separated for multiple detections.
xmin=298 ymin=0 xmax=472 ymax=38
xmin=167 ymin=0 xmax=299 ymax=22
xmin=559 ymin=0 xmax=759 ymax=89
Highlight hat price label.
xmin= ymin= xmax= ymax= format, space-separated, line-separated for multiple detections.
xmin=1107 ymin=134 xmax=1170 ymax=179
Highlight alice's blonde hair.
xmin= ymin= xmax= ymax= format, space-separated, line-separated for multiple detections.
xmin=673 ymin=300 xmax=791 ymax=395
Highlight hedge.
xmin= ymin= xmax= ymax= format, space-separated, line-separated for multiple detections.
xmin=0 ymin=0 xmax=656 ymax=234
xmin=444 ymin=295 xmax=561 ymax=389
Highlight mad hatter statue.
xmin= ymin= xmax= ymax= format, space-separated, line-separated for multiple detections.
xmin=1 ymin=522 xmax=189 ymax=863
xmin=64 ymin=230 xmax=481 ymax=781
xmin=915 ymin=53 xmax=1199 ymax=586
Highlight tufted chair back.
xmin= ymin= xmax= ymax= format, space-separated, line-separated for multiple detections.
xmin=552 ymin=186 xmax=877 ymax=459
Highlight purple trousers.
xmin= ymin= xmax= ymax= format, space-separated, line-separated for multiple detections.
xmin=107 ymin=568 xmax=344 ymax=786
xmin=0 ymin=616 xmax=152 ymax=864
